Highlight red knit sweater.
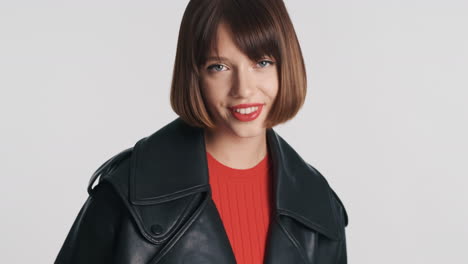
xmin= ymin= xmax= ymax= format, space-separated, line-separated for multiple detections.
xmin=206 ymin=151 xmax=273 ymax=264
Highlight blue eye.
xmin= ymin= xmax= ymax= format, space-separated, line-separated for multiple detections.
xmin=206 ymin=60 xmax=275 ymax=72
xmin=257 ymin=60 xmax=274 ymax=68
xmin=207 ymin=64 xmax=226 ymax=72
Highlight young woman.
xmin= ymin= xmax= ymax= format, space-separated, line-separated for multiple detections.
xmin=55 ymin=0 xmax=349 ymax=263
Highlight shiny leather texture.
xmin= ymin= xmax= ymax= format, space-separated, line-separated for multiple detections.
xmin=55 ymin=117 xmax=349 ymax=264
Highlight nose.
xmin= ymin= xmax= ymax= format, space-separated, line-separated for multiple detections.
xmin=230 ymin=67 xmax=255 ymax=98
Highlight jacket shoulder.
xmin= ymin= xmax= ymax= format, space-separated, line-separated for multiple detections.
xmin=330 ymin=186 xmax=349 ymax=227
xmin=56 ymin=181 xmax=126 ymax=263
xmin=306 ymin=162 xmax=349 ymax=228
xmin=56 ymin=153 xmax=131 ymax=263
xmin=87 ymin=146 xmax=134 ymax=196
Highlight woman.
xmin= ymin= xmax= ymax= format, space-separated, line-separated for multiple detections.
xmin=55 ymin=0 xmax=349 ymax=263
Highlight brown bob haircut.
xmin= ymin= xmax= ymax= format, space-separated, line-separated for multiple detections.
xmin=170 ymin=0 xmax=307 ymax=129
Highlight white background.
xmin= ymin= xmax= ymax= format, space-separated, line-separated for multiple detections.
xmin=1 ymin=0 xmax=467 ymax=263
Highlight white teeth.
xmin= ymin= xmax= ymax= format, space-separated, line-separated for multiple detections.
xmin=234 ymin=106 xmax=258 ymax=114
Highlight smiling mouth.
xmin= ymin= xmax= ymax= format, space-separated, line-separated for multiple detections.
xmin=232 ymin=106 xmax=259 ymax=114
xmin=229 ymin=104 xmax=264 ymax=122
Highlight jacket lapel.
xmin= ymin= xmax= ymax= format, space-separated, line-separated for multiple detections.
xmin=129 ymin=117 xmax=210 ymax=205
xmin=129 ymin=117 xmax=343 ymax=263
xmin=266 ymin=126 xmax=343 ymax=241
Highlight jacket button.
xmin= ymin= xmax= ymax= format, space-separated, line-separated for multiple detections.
xmin=151 ymin=224 xmax=163 ymax=235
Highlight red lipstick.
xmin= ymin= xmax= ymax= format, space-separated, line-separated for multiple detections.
xmin=228 ymin=103 xmax=264 ymax=122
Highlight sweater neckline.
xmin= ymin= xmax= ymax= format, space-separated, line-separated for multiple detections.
xmin=206 ymin=151 xmax=269 ymax=178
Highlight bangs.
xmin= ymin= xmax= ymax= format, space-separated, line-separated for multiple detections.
xmin=194 ymin=0 xmax=282 ymax=68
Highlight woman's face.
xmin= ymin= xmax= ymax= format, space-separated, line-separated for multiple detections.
xmin=199 ymin=22 xmax=279 ymax=138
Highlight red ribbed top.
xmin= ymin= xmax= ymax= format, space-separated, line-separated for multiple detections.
xmin=207 ymin=151 xmax=273 ymax=264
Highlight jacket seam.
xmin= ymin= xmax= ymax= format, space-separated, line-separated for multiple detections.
xmin=134 ymin=189 xmax=199 ymax=242
xmin=104 ymin=182 xmax=125 ymax=263
xmin=101 ymin=178 xmax=166 ymax=245
xmin=131 ymin=184 xmax=209 ymax=205
xmin=334 ymin=238 xmax=344 ymax=264
xmin=275 ymin=215 xmax=310 ymax=264
xmin=149 ymin=191 xmax=210 ymax=264
xmin=278 ymin=208 xmax=341 ymax=241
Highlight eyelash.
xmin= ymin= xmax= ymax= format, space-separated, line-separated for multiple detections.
xmin=206 ymin=60 xmax=275 ymax=72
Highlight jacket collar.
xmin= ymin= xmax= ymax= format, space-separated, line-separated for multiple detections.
xmin=129 ymin=117 xmax=342 ymax=240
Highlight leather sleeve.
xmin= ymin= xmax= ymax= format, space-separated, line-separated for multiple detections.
xmin=329 ymin=187 xmax=349 ymax=264
xmin=335 ymin=199 xmax=348 ymax=264
xmin=55 ymin=182 xmax=124 ymax=264
xmin=336 ymin=223 xmax=348 ymax=264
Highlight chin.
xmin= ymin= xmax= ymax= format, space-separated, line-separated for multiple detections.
xmin=228 ymin=122 xmax=266 ymax=138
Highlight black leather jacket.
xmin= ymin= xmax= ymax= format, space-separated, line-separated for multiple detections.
xmin=55 ymin=117 xmax=349 ymax=264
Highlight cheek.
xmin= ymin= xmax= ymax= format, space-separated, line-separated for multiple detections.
xmin=200 ymin=79 xmax=226 ymax=107
xmin=260 ymin=74 xmax=279 ymax=99
xmin=268 ymin=81 xmax=279 ymax=97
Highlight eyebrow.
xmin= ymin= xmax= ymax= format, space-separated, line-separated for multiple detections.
xmin=204 ymin=55 xmax=274 ymax=65
xmin=205 ymin=56 xmax=231 ymax=62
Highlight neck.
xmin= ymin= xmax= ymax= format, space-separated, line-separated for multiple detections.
xmin=203 ymin=127 xmax=268 ymax=170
